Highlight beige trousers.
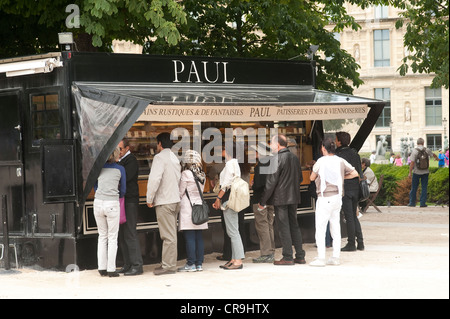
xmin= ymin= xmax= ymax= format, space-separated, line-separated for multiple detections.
xmin=253 ymin=204 xmax=275 ymax=256
xmin=155 ymin=202 xmax=180 ymax=270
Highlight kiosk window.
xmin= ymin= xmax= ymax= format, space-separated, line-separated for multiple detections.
xmin=31 ymin=94 xmax=60 ymax=146
xmin=124 ymin=120 xmax=312 ymax=190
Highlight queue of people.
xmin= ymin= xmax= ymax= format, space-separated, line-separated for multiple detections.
xmin=93 ymin=131 xmax=377 ymax=276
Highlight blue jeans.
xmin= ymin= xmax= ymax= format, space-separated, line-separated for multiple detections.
xmin=409 ymin=173 xmax=429 ymax=207
xmin=183 ymin=230 xmax=204 ymax=266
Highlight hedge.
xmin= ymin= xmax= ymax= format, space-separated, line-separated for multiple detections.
xmin=369 ymin=164 xmax=449 ymax=206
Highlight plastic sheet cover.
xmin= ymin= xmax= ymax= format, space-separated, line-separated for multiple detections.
xmin=73 ymin=91 xmax=130 ymax=182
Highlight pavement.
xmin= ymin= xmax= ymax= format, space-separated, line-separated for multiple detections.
xmin=0 ymin=205 xmax=448 ymax=300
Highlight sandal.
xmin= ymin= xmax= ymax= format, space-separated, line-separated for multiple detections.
xmin=223 ymin=263 xmax=243 ymax=270
xmin=219 ymin=261 xmax=233 ymax=269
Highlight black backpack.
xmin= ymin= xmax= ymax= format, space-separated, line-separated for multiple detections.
xmin=415 ymin=148 xmax=429 ymax=170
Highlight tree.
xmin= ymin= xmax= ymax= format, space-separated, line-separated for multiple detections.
xmin=146 ymin=0 xmax=369 ymax=94
xmin=391 ymin=0 xmax=449 ymax=89
xmin=0 ymin=0 xmax=186 ymax=57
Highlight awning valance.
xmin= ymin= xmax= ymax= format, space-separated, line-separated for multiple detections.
xmin=73 ymin=82 xmax=384 ymax=122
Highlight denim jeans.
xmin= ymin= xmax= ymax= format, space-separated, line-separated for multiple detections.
xmin=183 ymin=230 xmax=204 ymax=266
xmin=223 ymin=202 xmax=245 ymax=260
xmin=274 ymin=204 xmax=305 ymax=261
xmin=409 ymin=173 xmax=429 ymax=207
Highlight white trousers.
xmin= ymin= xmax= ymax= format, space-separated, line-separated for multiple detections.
xmin=94 ymin=199 xmax=120 ymax=272
xmin=315 ymin=194 xmax=342 ymax=259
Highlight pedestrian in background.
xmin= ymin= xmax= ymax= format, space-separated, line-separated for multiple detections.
xmin=94 ymin=147 xmax=126 ymax=277
xmin=408 ymin=138 xmax=438 ymax=207
xmin=438 ymin=150 xmax=446 ymax=168
xmin=146 ymin=132 xmax=181 ymax=275
xmin=178 ymin=150 xmax=207 ymax=272
xmin=259 ymin=134 xmax=305 ymax=265
xmin=310 ymin=138 xmax=359 ymax=266
xmin=335 ymin=131 xmax=365 ymax=252
xmin=117 ymin=138 xmax=143 ymax=276
xmin=359 ymin=157 xmax=379 ymax=214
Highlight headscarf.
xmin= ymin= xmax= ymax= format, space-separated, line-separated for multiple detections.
xmin=182 ymin=150 xmax=206 ymax=183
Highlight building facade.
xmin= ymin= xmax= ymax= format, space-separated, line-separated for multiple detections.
xmin=326 ymin=4 xmax=449 ymax=153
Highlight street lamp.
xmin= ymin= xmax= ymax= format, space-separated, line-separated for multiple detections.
xmin=389 ymin=120 xmax=393 ymax=152
xmin=443 ymin=117 xmax=448 ymax=149
xmin=58 ymin=32 xmax=74 ymax=51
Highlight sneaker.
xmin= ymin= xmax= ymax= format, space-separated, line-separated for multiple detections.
xmin=326 ymin=257 xmax=340 ymax=266
xmin=252 ymin=255 xmax=274 ymax=263
xmin=196 ymin=265 xmax=203 ymax=272
xmin=309 ymin=258 xmax=326 ymax=267
xmin=177 ymin=264 xmax=197 ymax=272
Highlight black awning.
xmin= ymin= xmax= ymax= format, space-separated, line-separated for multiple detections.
xmin=73 ymin=81 xmax=382 ymax=106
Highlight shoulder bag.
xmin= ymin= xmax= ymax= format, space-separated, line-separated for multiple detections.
xmin=185 ymin=171 xmax=210 ymax=225
xmin=359 ymin=177 xmax=370 ymax=202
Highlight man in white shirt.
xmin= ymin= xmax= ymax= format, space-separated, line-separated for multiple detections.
xmin=147 ymin=132 xmax=181 ymax=275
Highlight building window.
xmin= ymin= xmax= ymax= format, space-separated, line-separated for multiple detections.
xmin=374 ymin=29 xmax=390 ymax=67
xmin=425 ymin=87 xmax=442 ymax=126
xmin=375 ymin=88 xmax=391 ymax=127
xmin=31 ymin=93 xmax=60 ymax=147
xmin=427 ymin=134 xmax=442 ymax=151
xmin=374 ymin=5 xmax=388 ymax=19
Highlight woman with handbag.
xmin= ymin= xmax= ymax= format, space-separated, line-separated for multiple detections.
xmin=212 ymin=143 xmax=245 ymax=270
xmin=178 ymin=150 xmax=208 ymax=272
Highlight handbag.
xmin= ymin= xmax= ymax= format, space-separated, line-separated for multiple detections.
xmin=119 ymin=197 xmax=127 ymax=224
xmin=359 ymin=178 xmax=370 ymax=202
xmin=185 ymin=171 xmax=209 ymax=225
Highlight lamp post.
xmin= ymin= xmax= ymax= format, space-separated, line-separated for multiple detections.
xmin=389 ymin=120 xmax=393 ymax=152
xmin=443 ymin=117 xmax=448 ymax=150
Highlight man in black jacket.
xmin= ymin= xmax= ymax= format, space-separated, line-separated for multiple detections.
xmin=259 ymin=134 xmax=305 ymax=265
xmin=335 ymin=132 xmax=364 ymax=251
xmin=118 ymin=138 xmax=144 ymax=275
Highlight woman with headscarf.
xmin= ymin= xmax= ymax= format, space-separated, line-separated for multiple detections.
xmin=178 ymin=150 xmax=208 ymax=272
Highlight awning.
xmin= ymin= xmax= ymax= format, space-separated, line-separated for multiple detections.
xmin=73 ymin=82 xmax=382 ymax=122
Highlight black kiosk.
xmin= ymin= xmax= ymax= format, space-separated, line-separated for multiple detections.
xmin=0 ymin=52 xmax=384 ymax=270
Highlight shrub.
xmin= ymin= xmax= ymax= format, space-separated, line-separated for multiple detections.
xmin=427 ymin=168 xmax=449 ymax=205
xmin=368 ymin=164 xmax=449 ymax=206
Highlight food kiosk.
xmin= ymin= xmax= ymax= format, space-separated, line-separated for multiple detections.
xmin=0 ymin=52 xmax=384 ymax=270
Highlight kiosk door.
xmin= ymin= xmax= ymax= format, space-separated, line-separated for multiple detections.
xmin=0 ymin=91 xmax=24 ymax=233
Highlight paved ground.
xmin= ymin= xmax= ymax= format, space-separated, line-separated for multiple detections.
xmin=0 ymin=206 xmax=448 ymax=300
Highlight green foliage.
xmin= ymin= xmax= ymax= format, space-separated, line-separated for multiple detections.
xmin=146 ymin=0 xmax=365 ymax=94
xmin=370 ymin=164 xmax=449 ymax=206
xmin=391 ymin=0 xmax=449 ymax=89
xmin=428 ymin=168 xmax=450 ymax=203
xmin=0 ymin=0 xmax=187 ymax=57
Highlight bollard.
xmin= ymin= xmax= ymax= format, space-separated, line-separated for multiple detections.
xmin=2 ymin=195 xmax=10 ymax=270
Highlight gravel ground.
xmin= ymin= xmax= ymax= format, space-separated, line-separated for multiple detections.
xmin=0 ymin=205 xmax=448 ymax=300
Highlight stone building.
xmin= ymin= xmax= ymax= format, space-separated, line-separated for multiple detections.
xmin=326 ymin=4 xmax=449 ymax=153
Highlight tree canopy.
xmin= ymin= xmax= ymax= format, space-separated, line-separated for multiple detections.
xmin=0 ymin=0 xmax=448 ymax=90
xmin=391 ymin=0 xmax=449 ymax=89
